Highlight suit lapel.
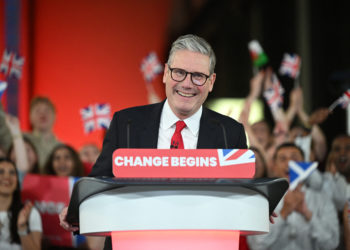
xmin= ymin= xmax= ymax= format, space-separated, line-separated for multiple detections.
xmin=138 ymin=102 xmax=164 ymax=148
xmin=197 ymin=108 xmax=220 ymax=149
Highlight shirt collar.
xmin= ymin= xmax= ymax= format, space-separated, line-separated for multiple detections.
xmin=161 ymin=99 xmax=202 ymax=136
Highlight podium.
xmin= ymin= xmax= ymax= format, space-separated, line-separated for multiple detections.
xmin=66 ymin=177 xmax=288 ymax=250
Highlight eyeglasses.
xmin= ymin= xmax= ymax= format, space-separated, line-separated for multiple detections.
xmin=168 ymin=66 xmax=210 ymax=86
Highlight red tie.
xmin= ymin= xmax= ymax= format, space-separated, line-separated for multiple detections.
xmin=170 ymin=121 xmax=186 ymax=149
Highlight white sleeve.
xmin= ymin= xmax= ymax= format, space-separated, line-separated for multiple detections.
xmin=28 ymin=207 xmax=43 ymax=233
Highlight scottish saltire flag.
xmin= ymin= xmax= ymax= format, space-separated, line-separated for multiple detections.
xmin=279 ymin=53 xmax=301 ymax=79
xmin=21 ymin=174 xmax=86 ymax=247
xmin=248 ymin=40 xmax=269 ymax=67
xmin=329 ymin=89 xmax=350 ymax=111
xmin=217 ymin=149 xmax=255 ymax=166
xmin=263 ymin=73 xmax=284 ymax=111
xmin=288 ymin=161 xmax=318 ymax=190
xmin=140 ymin=52 xmax=163 ymax=82
xmin=0 ymin=49 xmax=25 ymax=79
xmin=80 ymin=103 xmax=111 ymax=133
xmin=0 ymin=81 xmax=7 ymax=99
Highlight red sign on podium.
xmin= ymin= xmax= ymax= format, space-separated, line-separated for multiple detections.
xmin=112 ymin=149 xmax=255 ymax=178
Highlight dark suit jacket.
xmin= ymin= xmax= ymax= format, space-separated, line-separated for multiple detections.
xmin=90 ymin=101 xmax=247 ymax=177
xmin=88 ymin=101 xmax=247 ymax=249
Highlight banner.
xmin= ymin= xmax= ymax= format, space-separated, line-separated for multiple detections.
xmin=113 ymin=149 xmax=255 ymax=178
xmin=21 ymin=174 xmax=85 ymax=247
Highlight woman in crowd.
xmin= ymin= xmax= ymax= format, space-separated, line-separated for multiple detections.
xmin=0 ymin=158 xmax=42 ymax=250
xmin=44 ymin=144 xmax=84 ymax=177
xmin=5 ymin=114 xmax=40 ymax=185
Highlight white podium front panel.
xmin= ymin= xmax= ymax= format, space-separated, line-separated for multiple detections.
xmin=79 ymin=186 xmax=269 ymax=235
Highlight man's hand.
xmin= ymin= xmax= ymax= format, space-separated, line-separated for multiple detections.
xmin=59 ymin=207 xmax=79 ymax=232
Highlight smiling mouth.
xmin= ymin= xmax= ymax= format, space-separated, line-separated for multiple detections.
xmin=176 ymin=90 xmax=196 ymax=97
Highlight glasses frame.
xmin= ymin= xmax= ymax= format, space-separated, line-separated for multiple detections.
xmin=168 ymin=65 xmax=210 ymax=86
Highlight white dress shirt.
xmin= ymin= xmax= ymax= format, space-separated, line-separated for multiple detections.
xmin=157 ymin=100 xmax=202 ymax=149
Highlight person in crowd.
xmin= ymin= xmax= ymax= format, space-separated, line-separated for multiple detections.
xmin=59 ymin=34 xmax=248 ymax=250
xmin=79 ymin=143 xmax=100 ymax=175
xmin=44 ymin=144 xmax=84 ymax=177
xmin=26 ymin=96 xmax=61 ymax=172
xmin=286 ymin=86 xmax=328 ymax=162
xmin=239 ymin=69 xmax=288 ymax=173
xmin=0 ymin=103 xmax=12 ymax=153
xmin=0 ymin=145 xmax=6 ymax=158
xmin=247 ymin=143 xmax=339 ymax=250
xmin=5 ymin=114 xmax=40 ymax=184
xmin=250 ymin=146 xmax=268 ymax=178
xmin=0 ymin=158 xmax=42 ymax=250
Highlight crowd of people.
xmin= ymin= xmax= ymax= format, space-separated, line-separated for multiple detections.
xmin=238 ymin=68 xmax=350 ymax=250
xmin=0 ymin=97 xmax=101 ymax=249
xmin=0 ymin=33 xmax=350 ymax=250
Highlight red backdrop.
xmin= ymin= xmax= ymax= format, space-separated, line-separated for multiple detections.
xmin=30 ymin=0 xmax=170 ymax=149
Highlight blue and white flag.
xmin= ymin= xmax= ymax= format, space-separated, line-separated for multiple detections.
xmin=289 ymin=161 xmax=318 ymax=190
xmin=0 ymin=81 xmax=7 ymax=99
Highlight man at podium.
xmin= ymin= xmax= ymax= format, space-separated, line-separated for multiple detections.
xmin=59 ymin=34 xmax=247 ymax=250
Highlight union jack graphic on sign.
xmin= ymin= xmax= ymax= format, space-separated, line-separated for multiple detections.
xmin=80 ymin=103 xmax=111 ymax=133
xmin=140 ymin=52 xmax=163 ymax=82
xmin=217 ymin=149 xmax=255 ymax=166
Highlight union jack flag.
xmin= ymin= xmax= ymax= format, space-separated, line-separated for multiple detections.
xmin=217 ymin=149 xmax=255 ymax=166
xmin=140 ymin=52 xmax=163 ymax=82
xmin=0 ymin=49 xmax=25 ymax=79
xmin=279 ymin=53 xmax=301 ymax=79
xmin=0 ymin=81 xmax=7 ymax=99
xmin=289 ymin=161 xmax=318 ymax=190
xmin=263 ymin=73 xmax=284 ymax=111
xmin=80 ymin=103 xmax=111 ymax=133
xmin=329 ymin=89 xmax=350 ymax=111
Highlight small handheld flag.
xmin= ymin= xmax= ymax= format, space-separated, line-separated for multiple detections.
xmin=0 ymin=81 xmax=7 ymax=99
xmin=289 ymin=161 xmax=318 ymax=190
xmin=80 ymin=103 xmax=111 ymax=134
xmin=140 ymin=52 xmax=163 ymax=83
xmin=263 ymin=73 xmax=284 ymax=112
xmin=248 ymin=40 xmax=269 ymax=68
xmin=279 ymin=53 xmax=301 ymax=79
xmin=0 ymin=49 xmax=25 ymax=79
xmin=329 ymin=89 xmax=350 ymax=112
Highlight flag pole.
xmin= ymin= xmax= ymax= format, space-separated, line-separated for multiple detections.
xmin=328 ymin=99 xmax=340 ymax=112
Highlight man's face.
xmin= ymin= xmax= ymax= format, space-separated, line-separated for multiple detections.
xmin=251 ymin=121 xmax=271 ymax=147
xmin=30 ymin=102 xmax=56 ymax=132
xmin=163 ymin=50 xmax=216 ymax=119
xmin=272 ymin=146 xmax=304 ymax=179
xmin=331 ymin=136 xmax=350 ymax=176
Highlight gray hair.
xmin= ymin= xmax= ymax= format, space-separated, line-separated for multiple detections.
xmin=167 ymin=34 xmax=216 ymax=75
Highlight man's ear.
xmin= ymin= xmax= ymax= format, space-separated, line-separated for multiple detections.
xmin=163 ymin=64 xmax=168 ymax=84
xmin=208 ymin=73 xmax=216 ymax=92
